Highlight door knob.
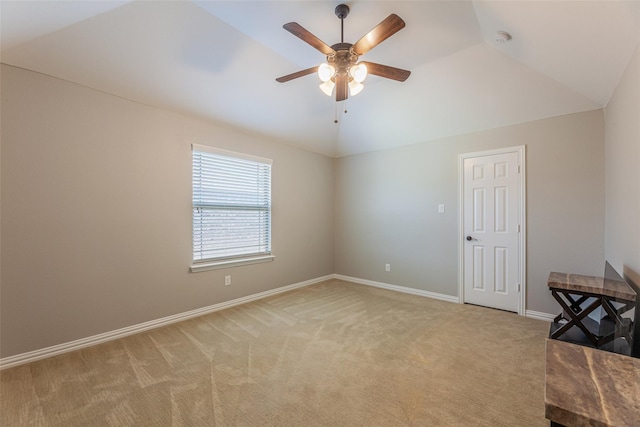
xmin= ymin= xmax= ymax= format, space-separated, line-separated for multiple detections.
xmin=466 ymin=236 xmax=475 ymax=241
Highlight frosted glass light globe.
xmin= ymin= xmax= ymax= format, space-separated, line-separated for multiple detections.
xmin=319 ymin=80 xmax=335 ymax=96
xmin=318 ymin=63 xmax=335 ymax=82
xmin=350 ymin=63 xmax=367 ymax=83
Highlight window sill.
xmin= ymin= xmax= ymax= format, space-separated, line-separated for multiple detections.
xmin=190 ymin=255 xmax=275 ymax=273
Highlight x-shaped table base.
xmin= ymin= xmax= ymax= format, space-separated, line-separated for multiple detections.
xmin=550 ymin=288 xmax=635 ymax=348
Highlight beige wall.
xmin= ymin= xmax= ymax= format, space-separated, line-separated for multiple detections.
xmin=0 ymin=65 xmax=334 ymax=358
xmin=3 ymin=53 xmax=627 ymax=358
xmin=604 ymin=45 xmax=640 ymax=287
xmin=334 ymin=110 xmax=605 ymax=315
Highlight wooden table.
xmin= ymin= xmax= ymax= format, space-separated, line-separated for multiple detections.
xmin=548 ymin=272 xmax=636 ymax=353
xmin=545 ymin=339 xmax=640 ymax=426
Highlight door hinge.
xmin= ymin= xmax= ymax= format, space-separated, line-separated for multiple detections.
xmin=518 ymin=224 xmax=521 ymax=232
xmin=517 ymin=283 xmax=521 ymax=292
xmin=517 ymin=165 xmax=521 ymax=173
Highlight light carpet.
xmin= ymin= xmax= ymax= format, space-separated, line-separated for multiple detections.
xmin=1 ymin=279 xmax=551 ymax=426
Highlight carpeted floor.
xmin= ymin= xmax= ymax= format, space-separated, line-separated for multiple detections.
xmin=1 ymin=279 xmax=551 ymax=426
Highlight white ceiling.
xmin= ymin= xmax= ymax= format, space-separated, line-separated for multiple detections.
xmin=1 ymin=1 xmax=638 ymax=157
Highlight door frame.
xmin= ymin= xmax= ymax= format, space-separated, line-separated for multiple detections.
xmin=458 ymin=145 xmax=527 ymax=316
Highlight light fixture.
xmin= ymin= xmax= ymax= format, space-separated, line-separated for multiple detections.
xmin=350 ymin=63 xmax=367 ymax=83
xmin=319 ymin=80 xmax=335 ymax=96
xmin=317 ymin=61 xmax=368 ymax=98
xmin=318 ymin=63 xmax=335 ymax=82
xmin=348 ymin=80 xmax=364 ymax=96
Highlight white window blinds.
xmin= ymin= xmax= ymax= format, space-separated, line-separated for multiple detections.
xmin=192 ymin=145 xmax=272 ymax=263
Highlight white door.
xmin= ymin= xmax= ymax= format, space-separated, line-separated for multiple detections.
xmin=462 ymin=150 xmax=522 ymax=313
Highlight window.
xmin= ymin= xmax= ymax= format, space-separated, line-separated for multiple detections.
xmin=191 ymin=145 xmax=273 ymax=272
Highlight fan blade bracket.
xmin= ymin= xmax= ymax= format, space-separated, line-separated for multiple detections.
xmin=352 ymin=14 xmax=405 ymax=55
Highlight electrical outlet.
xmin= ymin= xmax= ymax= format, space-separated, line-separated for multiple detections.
xmin=385 ymin=264 xmax=391 ymax=272
xmin=225 ymin=275 xmax=231 ymax=286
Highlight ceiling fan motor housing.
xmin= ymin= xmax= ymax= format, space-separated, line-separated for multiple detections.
xmin=328 ymin=42 xmax=359 ymax=78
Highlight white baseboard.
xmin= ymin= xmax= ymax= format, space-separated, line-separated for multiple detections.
xmin=0 ymin=275 xmax=333 ymax=370
xmin=525 ymin=309 xmax=556 ymax=322
xmin=333 ymin=274 xmax=460 ymax=304
xmin=0 ymin=274 xmax=554 ymax=370
xmin=335 ymin=275 xmax=558 ymax=322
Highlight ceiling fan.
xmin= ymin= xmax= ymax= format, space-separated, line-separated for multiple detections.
xmin=276 ymin=4 xmax=411 ymax=102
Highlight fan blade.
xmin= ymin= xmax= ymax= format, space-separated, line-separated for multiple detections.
xmin=360 ymin=62 xmax=411 ymax=82
xmin=352 ymin=14 xmax=405 ymax=55
xmin=283 ymin=22 xmax=334 ymax=55
xmin=276 ymin=66 xmax=319 ymax=83
xmin=335 ymin=73 xmax=348 ymax=102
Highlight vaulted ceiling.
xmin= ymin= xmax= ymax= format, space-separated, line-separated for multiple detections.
xmin=1 ymin=1 xmax=639 ymax=157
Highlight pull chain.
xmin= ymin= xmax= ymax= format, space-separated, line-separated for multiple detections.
xmin=333 ymin=101 xmax=349 ymax=123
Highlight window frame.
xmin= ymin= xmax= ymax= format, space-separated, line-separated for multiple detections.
xmin=190 ymin=144 xmax=274 ymax=273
